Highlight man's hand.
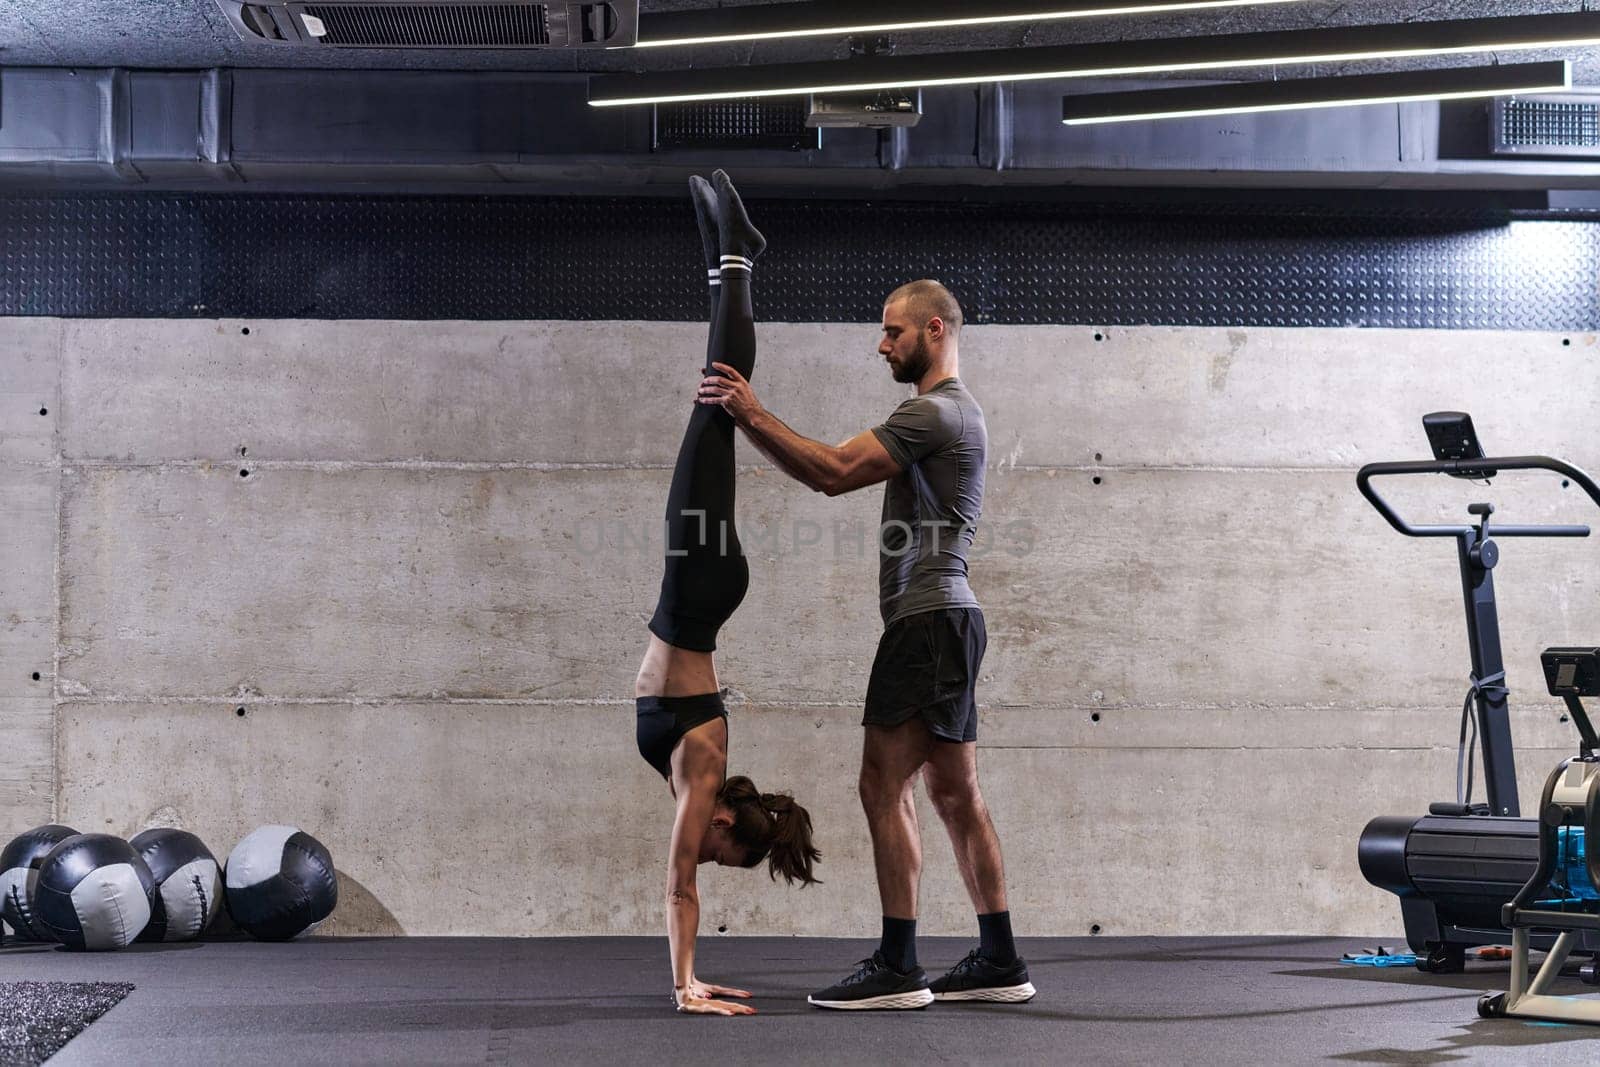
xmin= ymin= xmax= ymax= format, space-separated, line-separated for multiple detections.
xmin=697 ymin=362 xmax=764 ymax=424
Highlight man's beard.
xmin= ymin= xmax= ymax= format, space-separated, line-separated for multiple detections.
xmin=892 ymin=330 xmax=933 ymax=384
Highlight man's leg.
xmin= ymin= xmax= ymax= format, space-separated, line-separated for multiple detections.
xmin=923 ymin=739 xmax=1007 ymax=915
xmin=863 ymin=720 xmax=934 ymax=918
xmin=923 ymin=739 xmax=1036 ymax=1003
xmin=808 ymin=718 xmax=936 ymax=1010
xmin=862 ymin=719 xmax=934 ymax=958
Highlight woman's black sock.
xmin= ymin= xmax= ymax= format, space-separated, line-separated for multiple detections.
xmin=713 ymin=169 xmax=767 ymax=261
xmin=688 ymin=174 xmax=722 ymax=322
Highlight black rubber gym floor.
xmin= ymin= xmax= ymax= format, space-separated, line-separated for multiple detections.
xmin=2 ymin=935 xmax=1595 ymax=1064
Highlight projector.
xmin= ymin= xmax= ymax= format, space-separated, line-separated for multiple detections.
xmin=807 ymin=91 xmax=923 ymax=129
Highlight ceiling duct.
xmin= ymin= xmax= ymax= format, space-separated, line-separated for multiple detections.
xmin=1491 ymin=93 xmax=1600 ymax=158
xmin=216 ymin=1 xmax=636 ymax=48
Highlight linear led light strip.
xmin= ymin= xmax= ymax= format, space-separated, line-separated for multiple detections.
xmin=632 ymin=0 xmax=1321 ymax=49
xmin=589 ymin=12 xmax=1600 ymax=106
xmin=1062 ymin=60 xmax=1574 ymax=124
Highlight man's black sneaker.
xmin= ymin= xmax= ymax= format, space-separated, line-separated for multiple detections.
xmin=929 ymin=949 xmax=1037 ymax=1003
xmin=807 ymin=952 xmax=935 ymax=1011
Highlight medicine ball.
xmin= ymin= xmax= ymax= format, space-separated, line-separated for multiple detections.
xmin=0 ymin=824 xmax=79 ymax=941
xmin=35 ymin=834 xmax=156 ymax=950
xmin=130 ymin=828 xmax=223 ymax=943
xmin=224 ymin=825 xmax=338 ymax=941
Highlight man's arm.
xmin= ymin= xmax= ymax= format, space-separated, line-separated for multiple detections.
xmin=740 ymin=409 xmax=901 ymax=497
xmin=736 ymin=419 xmax=817 ymax=485
xmin=699 ymin=361 xmax=903 ymax=496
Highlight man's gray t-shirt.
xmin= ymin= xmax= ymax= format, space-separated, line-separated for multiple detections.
xmin=868 ymin=377 xmax=987 ymax=626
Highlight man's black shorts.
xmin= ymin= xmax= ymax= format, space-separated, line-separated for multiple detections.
xmin=862 ymin=607 xmax=986 ymax=743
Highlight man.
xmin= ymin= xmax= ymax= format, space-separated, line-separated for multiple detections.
xmin=697 ymin=279 xmax=1035 ymax=1010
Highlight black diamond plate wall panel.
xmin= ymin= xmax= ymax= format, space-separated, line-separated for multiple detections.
xmin=1 ymin=193 xmax=1596 ymax=329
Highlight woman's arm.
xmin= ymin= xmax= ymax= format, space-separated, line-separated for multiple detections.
xmin=666 ymin=766 xmax=755 ymax=1016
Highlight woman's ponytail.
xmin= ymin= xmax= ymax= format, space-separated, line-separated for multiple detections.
xmin=718 ymin=776 xmax=822 ymax=887
xmin=760 ymin=792 xmax=821 ymax=887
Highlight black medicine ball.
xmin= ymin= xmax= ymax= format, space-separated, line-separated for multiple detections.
xmin=131 ymin=828 xmax=224 ymax=943
xmin=35 ymin=834 xmax=157 ymax=950
xmin=224 ymin=825 xmax=338 ymax=941
xmin=0 ymin=824 xmax=79 ymax=941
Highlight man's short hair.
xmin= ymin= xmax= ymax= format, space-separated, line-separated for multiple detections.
xmin=885 ymin=280 xmax=964 ymax=336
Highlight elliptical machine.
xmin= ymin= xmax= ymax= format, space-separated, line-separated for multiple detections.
xmin=1357 ymin=413 xmax=1600 ymax=973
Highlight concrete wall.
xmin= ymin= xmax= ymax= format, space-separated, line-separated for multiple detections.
xmin=4 ymin=317 xmax=1599 ymax=939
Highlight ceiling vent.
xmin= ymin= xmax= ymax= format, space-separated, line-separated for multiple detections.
xmin=217 ymin=1 xmax=636 ymax=48
xmin=1490 ymin=92 xmax=1600 ymax=159
xmin=654 ymin=100 xmax=821 ymax=152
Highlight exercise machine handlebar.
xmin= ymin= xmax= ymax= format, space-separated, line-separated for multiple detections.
xmin=1357 ymin=455 xmax=1600 ymax=539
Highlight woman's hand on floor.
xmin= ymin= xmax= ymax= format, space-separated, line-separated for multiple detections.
xmin=689 ymin=977 xmax=752 ymax=1001
xmin=676 ymin=993 xmax=757 ymax=1016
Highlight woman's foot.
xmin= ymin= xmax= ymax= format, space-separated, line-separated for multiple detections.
xmin=688 ymin=174 xmax=722 ymax=275
xmin=713 ymin=169 xmax=766 ymax=263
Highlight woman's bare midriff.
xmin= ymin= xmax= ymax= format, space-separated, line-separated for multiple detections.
xmin=635 ymin=632 xmax=721 ymax=698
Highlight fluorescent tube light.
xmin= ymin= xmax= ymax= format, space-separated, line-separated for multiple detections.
xmin=1062 ymin=60 xmax=1573 ymax=124
xmin=634 ymin=0 xmax=1321 ymax=49
xmin=590 ymin=12 xmax=1600 ymax=107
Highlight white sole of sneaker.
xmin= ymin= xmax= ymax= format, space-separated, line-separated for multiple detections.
xmin=807 ymin=989 xmax=935 ymax=1011
xmin=932 ymin=982 xmax=1037 ymax=1003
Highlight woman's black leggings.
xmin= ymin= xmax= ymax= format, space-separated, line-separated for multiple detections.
xmin=646 ymin=267 xmax=756 ymax=652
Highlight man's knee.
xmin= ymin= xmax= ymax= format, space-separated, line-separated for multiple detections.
xmin=857 ymin=767 xmax=877 ymax=808
xmin=859 ymin=767 xmax=903 ymax=811
xmin=925 ymin=767 xmax=983 ymax=822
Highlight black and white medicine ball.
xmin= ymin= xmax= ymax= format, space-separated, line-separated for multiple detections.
xmin=130 ymin=828 xmax=223 ymax=943
xmin=1 ymin=824 xmax=80 ymax=941
xmin=35 ymin=834 xmax=156 ymax=950
xmin=224 ymin=825 xmax=338 ymax=941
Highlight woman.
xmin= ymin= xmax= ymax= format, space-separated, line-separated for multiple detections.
xmin=634 ymin=170 xmax=821 ymax=1017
